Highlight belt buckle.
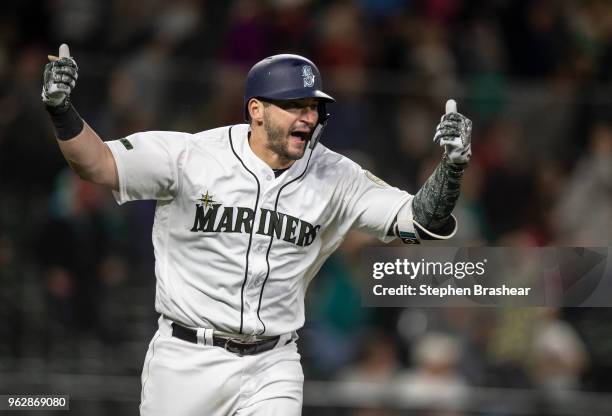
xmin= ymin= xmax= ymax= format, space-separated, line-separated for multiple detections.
xmin=224 ymin=337 xmax=255 ymax=356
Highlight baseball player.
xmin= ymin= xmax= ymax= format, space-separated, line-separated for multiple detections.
xmin=42 ymin=44 xmax=472 ymax=415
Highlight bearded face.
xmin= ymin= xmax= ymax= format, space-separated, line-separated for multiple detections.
xmin=261 ymin=98 xmax=319 ymax=162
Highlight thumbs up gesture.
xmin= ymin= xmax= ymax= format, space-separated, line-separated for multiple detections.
xmin=433 ymin=99 xmax=473 ymax=165
xmin=41 ymin=44 xmax=79 ymax=111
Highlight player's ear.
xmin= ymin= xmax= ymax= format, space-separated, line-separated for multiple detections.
xmin=248 ymin=98 xmax=265 ymax=124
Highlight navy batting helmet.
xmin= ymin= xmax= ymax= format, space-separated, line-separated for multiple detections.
xmin=244 ymin=54 xmax=335 ymax=148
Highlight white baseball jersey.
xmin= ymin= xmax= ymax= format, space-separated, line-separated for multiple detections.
xmin=106 ymin=123 xmax=413 ymax=336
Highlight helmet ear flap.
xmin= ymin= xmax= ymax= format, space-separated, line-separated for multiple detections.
xmin=309 ymin=102 xmax=331 ymax=150
xmin=317 ymin=102 xmax=329 ymax=124
xmin=308 ymin=123 xmax=325 ymax=150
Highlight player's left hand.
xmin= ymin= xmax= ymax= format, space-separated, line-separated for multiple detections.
xmin=434 ymin=99 xmax=472 ymax=165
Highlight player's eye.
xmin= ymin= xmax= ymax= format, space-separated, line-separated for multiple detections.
xmin=272 ymin=100 xmax=317 ymax=112
xmin=283 ymin=101 xmax=301 ymax=110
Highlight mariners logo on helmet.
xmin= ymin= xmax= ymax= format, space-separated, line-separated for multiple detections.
xmin=302 ymin=65 xmax=315 ymax=88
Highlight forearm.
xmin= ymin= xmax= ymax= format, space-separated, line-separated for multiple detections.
xmin=411 ymin=158 xmax=465 ymax=232
xmin=47 ymin=103 xmax=118 ymax=189
xmin=56 ymin=121 xmax=118 ymax=189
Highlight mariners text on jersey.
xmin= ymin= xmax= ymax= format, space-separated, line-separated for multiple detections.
xmin=190 ymin=203 xmax=320 ymax=247
xmin=105 ymin=124 xmax=413 ymax=335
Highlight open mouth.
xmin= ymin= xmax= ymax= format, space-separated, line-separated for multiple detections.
xmin=289 ymin=130 xmax=310 ymax=142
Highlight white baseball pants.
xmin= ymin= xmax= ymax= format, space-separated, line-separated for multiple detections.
xmin=139 ymin=316 xmax=304 ymax=416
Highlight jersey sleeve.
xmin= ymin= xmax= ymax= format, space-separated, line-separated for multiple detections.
xmin=340 ymin=164 xmax=412 ymax=242
xmin=105 ymin=131 xmax=188 ymax=204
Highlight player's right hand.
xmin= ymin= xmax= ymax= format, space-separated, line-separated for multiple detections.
xmin=42 ymin=44 xmax=78 ymax=111
xmin=433 ymin=99 xmax=472 ymax=165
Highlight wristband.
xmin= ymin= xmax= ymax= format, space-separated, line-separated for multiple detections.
xmin=45 ymin=102 xmax=84 ymax=141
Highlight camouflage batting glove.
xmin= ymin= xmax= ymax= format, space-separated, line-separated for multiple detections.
xmin=433 ymin=112 xmax=472 ymax=165
xmin=41 ymin=48 xmax=78 ymax=112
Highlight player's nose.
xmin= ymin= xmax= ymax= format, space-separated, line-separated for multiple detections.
xmin=299 ymin=106 xmax=318 ymax=127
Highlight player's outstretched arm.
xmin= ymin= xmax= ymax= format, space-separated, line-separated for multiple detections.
xmin=412 ymin=99 xmax=471 ymax=237
xmin=390 ymin=99 xmax=471 ymax=242
xmin=42 ymin=44 xmax=118 ymax=190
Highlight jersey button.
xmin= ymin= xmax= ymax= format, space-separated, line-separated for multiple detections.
xmin=266 ymin=175 xmax=272 ymax=181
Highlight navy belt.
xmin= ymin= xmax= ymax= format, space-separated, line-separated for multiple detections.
xmin=171 ymin=322 xmax=282 ymax=356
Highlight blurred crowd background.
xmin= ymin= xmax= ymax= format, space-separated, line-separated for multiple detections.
xmin=1 ymin=0 xmax=611 ymax=415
